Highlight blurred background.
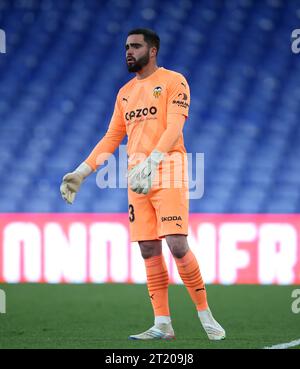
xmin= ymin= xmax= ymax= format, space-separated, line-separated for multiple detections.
xmin=1 ymin=0 xmax=300 ymax=214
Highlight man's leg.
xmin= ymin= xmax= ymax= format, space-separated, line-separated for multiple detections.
xmin=129 ymin=240 xmax=175 ymax=340
xmin=138 ymin=240 xmax=170 ymax=320
xmin=166 ymin=235 xmax=208 ymax=311
xmin=166 ymin=234 xmax=226 ymax=340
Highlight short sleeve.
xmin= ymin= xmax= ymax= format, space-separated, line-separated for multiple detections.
xmin=167 ymin=74 xmax=190 ymax=117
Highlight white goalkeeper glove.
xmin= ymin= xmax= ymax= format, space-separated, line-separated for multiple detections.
xmin=60 ymin=162 xmax=93 ymax=204
xmin=128 ymin=150 xmax=164 ymax=194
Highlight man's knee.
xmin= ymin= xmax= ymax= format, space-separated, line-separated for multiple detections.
xmin=166 ymin=235 xmax=189 ymax=258
xmin=139 ymin=240 xmax=162 ymax=259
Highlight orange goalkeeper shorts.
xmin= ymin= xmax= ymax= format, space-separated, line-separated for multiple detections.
xmin=128 ymin=186 xmax=189 ymax=242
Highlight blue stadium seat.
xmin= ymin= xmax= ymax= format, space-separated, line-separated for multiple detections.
xmin=0 ymin=0 xmax=299 ymax=213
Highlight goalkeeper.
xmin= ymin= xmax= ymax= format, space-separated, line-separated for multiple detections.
xmin=60 ymin=28 xmax=225 ymax=341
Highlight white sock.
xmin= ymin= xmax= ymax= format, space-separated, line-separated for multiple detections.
xmin=198 ymin=308 xmax=215 ymax=324
xmin=155 ymin=316 xmax=171 ymax=325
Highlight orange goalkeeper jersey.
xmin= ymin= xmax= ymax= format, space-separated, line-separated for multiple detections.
xmin=85 ymin=67 xmax=190 ymax=170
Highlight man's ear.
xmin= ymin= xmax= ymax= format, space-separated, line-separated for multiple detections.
xmin=150 ymin=46 xmax=158 ymax=58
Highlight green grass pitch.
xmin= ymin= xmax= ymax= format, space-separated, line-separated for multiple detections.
xmin=0 ymin=283 xmax=299 ymax=349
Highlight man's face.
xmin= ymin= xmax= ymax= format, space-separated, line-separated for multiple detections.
xmin=126 ymin=34 xmax=151 ymax=72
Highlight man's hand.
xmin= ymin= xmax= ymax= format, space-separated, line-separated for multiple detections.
xmin=128 ymin=150 xmax=164 ymax=194
xmin=60 ymin=162 xmax=93 ymax=204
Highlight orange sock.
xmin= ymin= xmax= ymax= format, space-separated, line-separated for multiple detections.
xmin=174 ymin=249 xmax=208 ymax=311
xmin=144 ymin=254 xmax=170 ymax=317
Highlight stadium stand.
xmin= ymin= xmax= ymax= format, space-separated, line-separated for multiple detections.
xmin=0 ymin=0 xmax=299 ymax=213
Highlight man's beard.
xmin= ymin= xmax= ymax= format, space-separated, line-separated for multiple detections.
xmin=127 ymin=51 xmax=150 ymax=72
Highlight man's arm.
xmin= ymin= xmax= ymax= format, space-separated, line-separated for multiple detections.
xmin=155 ymin=113 xmax=186 ymax=154
xmin=85 ymin=96 xmax=126 ymax=170
xmin=60 ymin=96 xmax=126 ymax=204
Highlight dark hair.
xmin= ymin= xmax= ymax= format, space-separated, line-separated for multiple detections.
xmin=127 ymin=28 xmax=160 ymax=55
